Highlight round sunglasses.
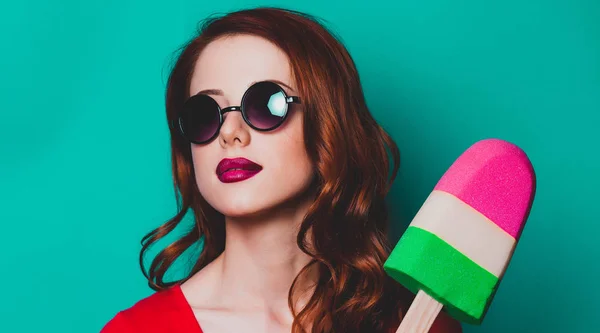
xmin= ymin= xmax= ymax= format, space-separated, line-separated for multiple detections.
xmin=177 ymin=81 xmax=301 ymax=144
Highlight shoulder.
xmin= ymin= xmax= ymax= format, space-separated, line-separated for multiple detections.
xmin=391 ymin=286 xmax=462 ymax=333
xmin=100 ymin=285 xmax=188 ymax=332
xmin=391 ymin=305 xmax=462 ymax=333
xmin=429 ymin=310 xmax=463 ymax=333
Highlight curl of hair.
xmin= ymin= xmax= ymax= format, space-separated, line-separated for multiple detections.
xmin=139 ymin=6 xmax=412 ymax=333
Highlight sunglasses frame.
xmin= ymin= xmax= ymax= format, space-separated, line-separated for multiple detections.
xmin=178 ymin=81 xmax=301 ymax=144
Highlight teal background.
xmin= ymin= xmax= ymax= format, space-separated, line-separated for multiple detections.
xmin=1 ymin=0 xmax=598 ymax=332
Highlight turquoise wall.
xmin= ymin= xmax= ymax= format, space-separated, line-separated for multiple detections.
xmin=1 ymin=1 xmax=598 ymax=332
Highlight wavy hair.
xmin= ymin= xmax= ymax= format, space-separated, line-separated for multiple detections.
xmin=140 ymin=6 xmax=411 ymax=333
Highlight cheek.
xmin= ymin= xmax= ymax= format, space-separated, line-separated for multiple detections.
xmin=191 ymin=149 xmax=219 ymax=199
xmin=266 ymin=127 xmax=313 ymax=185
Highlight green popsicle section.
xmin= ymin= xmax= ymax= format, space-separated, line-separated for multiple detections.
xmin=384 ymin=226 xmax=499 ymax=324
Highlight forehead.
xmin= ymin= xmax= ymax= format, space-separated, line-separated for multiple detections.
xmin=189 ymin=34 xmax=294 ymax=96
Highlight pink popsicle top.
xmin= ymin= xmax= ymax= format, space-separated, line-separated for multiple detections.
xmin=434 ymin=138 xmax=536 ymax=239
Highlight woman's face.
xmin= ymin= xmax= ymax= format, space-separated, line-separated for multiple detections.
xmin=188 ymin=34 xmax=315 ymax=218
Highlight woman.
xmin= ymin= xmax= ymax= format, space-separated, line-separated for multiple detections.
xmin=101 ymin=6 xmax=462 ymax=333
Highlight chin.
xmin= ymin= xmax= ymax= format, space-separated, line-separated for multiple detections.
xmin=199 ymin=176 xmax=316 ymax=220
xmin=211 ymin=190 xmax=305 ymax=220
xmin=205 ymin=193 xmax=274 ymax=218
xmin=219 ymin=203 xmax=279 ymax=220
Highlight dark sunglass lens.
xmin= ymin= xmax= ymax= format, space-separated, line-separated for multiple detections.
xmin=244 ymin=82 xmax=288 ymax=130
xmin=180 ymin=95 xmax=220 ymax=143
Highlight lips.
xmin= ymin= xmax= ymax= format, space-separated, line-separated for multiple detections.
xmin=216 ymin=157 xmax=263 ymax=183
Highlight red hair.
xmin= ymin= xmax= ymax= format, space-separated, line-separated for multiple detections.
xmin=140 ymin=6 xmax=412 ymax=332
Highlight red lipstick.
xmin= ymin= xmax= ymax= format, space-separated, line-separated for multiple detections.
xmin=216 ymin=157 xmax=262 ymax=183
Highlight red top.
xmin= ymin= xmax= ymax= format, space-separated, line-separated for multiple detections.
xmin=101 ymin=284 xmax=204 ymax=333
xmin=100 ymin=284 xmax=462 ymax=333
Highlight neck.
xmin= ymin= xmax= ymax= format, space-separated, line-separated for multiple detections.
xmin=215 ymin=191 xmax=318 ymax=311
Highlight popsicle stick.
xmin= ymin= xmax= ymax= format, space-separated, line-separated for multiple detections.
xmin=396 ymin=290 xmax=443 ymax=333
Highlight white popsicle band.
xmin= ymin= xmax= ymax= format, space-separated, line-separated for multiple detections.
xmin=409 ymin=190 xmax=516 ymax=277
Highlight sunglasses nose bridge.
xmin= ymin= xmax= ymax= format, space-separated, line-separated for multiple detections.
xmin=219 ymin=105 xmax=245 ymax=128
xmin=217 ymin=104 xmax=252 ymax=145
xmin=221 ymin=106 xmax=241 ymax=114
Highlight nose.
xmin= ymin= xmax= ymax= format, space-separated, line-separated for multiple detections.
xmin=218 ymin=108 xmax=251 ymax=147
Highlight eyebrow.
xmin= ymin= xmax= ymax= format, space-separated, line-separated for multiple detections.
xmin=195 ymin=79 xmax=296 ymax=96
